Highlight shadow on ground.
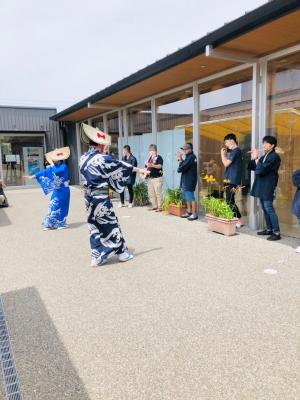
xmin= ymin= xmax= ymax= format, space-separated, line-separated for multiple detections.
xmin=2 ymin=287 xmax=91 ymax=400
xmin=68 ymin=222 xmax=86 ymax=229
xmin=0 ymin=209 xmax=11 ymax=227
xmin=132 ymin=247 xmax=164 ymax=257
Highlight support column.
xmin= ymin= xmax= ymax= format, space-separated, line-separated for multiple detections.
xmin=122 ymin=109 xmax=129 ymax=145
xmin=151 ymin=98 xmax=157 ymax=144
xmin=249 ymin=63 xmax=260 ymax=230
xmin=103 ymin=115 xmax=108 ymax=133
xmin=75 ymin=122 xmax=82 ymax=184
xmin=118 ymin=109 xmax=123 ymax=158
xmin=257 ymin=60 xmax=268 ymax=230
xmin=193 ymin=83 xmax=200 ymax=212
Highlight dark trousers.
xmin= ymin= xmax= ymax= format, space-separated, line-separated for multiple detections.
xmin=225 ymin=184 xmax=242 ymax=219
xmin=260 ymin=199 xmax=280 ymax=233
xmin=120 ymin=184 xmax=134 ymax=204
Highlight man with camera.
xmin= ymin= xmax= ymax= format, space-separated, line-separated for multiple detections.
xmin=177 ymin=143 xmax=198 ymax=221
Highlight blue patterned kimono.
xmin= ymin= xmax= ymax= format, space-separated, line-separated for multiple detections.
xmin=35 ymin=161 xmax=70 ymax=229
xmin=79 ymin=148 xmax=133 ymax=265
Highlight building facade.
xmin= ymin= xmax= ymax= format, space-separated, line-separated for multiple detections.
xmin=51 ymin=0 xmax=300 ymax=237
xmin=0 ymin=106 xmax=62 ymax=187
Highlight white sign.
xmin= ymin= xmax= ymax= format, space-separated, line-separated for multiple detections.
xmin=5 ymin=154 xmax=17 ymax=162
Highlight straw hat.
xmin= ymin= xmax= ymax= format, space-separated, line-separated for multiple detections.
xmin=46 ymin=146 xmax=70 ymax=162
xmin=81 ymin=123 xmax=111 ymax=145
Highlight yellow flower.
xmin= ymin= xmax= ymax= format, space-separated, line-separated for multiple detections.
xmin=203 ymin=175 xmax=209 ymax=180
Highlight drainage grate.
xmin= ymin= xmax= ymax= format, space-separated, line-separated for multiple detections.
xmin=0 ymin=297 xmax=23 ymax=400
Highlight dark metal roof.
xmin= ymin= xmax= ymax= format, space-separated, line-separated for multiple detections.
xmin=51 ymin=0 xmax=300 ymax=121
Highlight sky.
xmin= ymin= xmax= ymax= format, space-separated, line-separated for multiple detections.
xmin=0 ymin=0 xmax=266 ymax=112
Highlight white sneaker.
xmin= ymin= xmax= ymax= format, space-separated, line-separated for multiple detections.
xmin=118 ymin=203 xmax=125 ymax=208
xmin=236 ymin=223 xmax=242 ymax=228
xmin=128 ymin=203 xmax=133 ymax=208
xmin=90 ymin=258 xmax=107 ymax=267
xmin=118 ymin=251 xmax=134 ymax=262
xmin=43 ymin=227 xmax=51 ymax=231
xmin=295 ymin=246 xmax=300 ymax=254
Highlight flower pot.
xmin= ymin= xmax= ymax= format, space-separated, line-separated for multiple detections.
xmin=168 ymin=204 xmax=186 ymax=217
xmin=205 ymin=214 xmax=238 ymax=236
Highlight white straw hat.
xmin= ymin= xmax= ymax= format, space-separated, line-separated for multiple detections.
xmin=47 ymin=146 xmax=70 ymax=161
xmin=81 ymin=123 xmax=111 ymax=145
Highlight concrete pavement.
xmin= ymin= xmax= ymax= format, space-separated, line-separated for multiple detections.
xmin=0 ymin=187 xmax=299 ymax=399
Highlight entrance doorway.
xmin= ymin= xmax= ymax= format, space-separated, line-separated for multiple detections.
xmin=0 ymin=134 xmax=45 ymax=187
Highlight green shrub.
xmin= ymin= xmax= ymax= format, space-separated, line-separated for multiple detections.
xmin=202 ymin=196 xmax=234 ymax=220
xmin=162 ymin=188 xmax=185 ymax=212
xmin=133 ymin=182 xmax=149 ymax=206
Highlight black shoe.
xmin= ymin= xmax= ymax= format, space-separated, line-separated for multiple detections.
xmin=181 ymin=212 xmax=192 ymax=218
xmin=257 ymin=229 xmax=273 ymax=236
xmin=267 ymin=233 xmax=281 ymax=241
xmin=188 ymin=214 xmax=198 ymax=221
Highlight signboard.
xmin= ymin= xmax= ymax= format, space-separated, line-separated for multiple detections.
xmin=23 ymin=147 xmax=44 ymax=185
xmin=5 ymin=154 xmax=20 ymax=164
xmin=5 ymin=154 xmax=17 ymax=162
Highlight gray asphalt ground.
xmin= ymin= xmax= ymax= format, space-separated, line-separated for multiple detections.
xmin=0 ymin=187 xmax=299 ymax=400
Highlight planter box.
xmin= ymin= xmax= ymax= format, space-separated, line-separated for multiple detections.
xmin=168 ymin=204 xmax=186 ymax=217
xmin=206 ymin=214 xmax=238 ymax=236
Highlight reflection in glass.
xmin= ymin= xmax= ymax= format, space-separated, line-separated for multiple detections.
xmin=198 ymin=69 xmax=253 ymax=222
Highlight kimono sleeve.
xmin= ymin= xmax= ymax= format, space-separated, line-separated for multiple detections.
xmin=35 ymin=166 xmax=56 ymax=195
xmin=104 ymin=156 xmax=134 ymax=193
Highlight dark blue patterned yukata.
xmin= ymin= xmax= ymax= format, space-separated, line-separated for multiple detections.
xmin=79 ymin=148 xmax=133 ymax=265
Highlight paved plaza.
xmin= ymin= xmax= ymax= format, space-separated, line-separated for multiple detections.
xmin=0 ymin=187 xmax=299 ymax=400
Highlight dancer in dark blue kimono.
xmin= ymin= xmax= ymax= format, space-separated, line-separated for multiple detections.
xmin=24 ymin=147 xmax=70 ymax=230
xmin=79 ymin=123 xmax=145 ymax=267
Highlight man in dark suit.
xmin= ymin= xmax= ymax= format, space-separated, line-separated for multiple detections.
xmin=119 ymin=145 xmax=138 ymax=208
xmin=249 ymin=136 xmax=281 ymax=241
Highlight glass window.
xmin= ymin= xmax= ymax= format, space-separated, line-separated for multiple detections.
xmin=0 ymin=134 xmax=45 ymax=186
xmin=198 ymin=69 xmax=253 ymax=222
xmin=128 ymin=102 xmax=152 ymax=136
xmin=267 ymin=52 xmax=300 ymax=237
xmin=107 ymin=113 xmax=120 ymax=158
xmin=157 ymin=89 xmax=193 ymax=143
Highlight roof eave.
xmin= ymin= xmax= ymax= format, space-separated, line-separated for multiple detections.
xmin=51 ymin=0 xmax=300 ymax=121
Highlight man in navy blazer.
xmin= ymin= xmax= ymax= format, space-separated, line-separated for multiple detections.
xmin=119 ymin=145 xmax=138 ymax=208
xmin=249 ymin=136 xmax=281 ymax=241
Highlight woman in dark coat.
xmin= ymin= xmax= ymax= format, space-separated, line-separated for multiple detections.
xmin=291 ymin=169 xmax=300 ymax=254
xmin=249 ymin=135 xmax=281 ymax=241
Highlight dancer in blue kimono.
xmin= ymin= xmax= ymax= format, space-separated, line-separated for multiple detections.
xmin=24 ymin=147 xmax=70 ymax=230
xmin=79 ymin=123 xmax=145 ymax=267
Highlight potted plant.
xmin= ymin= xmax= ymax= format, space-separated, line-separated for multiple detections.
xmin=162 ymin=188 xmax=186 ymax=217
xmin=133 ymin=181 xmax=149 ymax=206
xmin=202 ymin=196 xmax=238 ymax=236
